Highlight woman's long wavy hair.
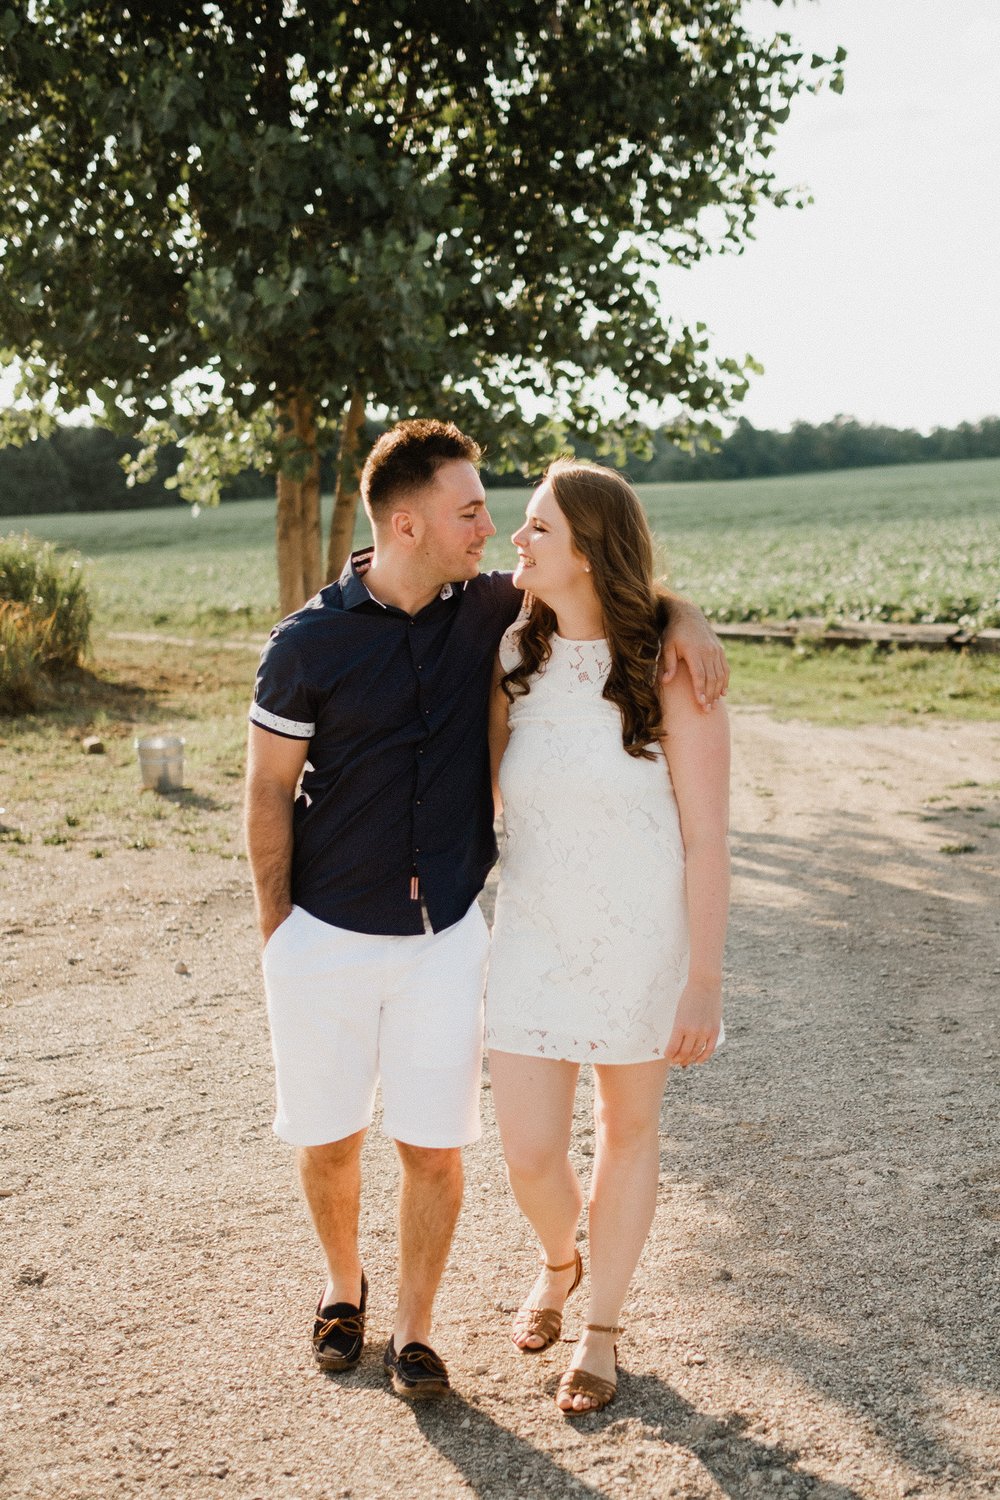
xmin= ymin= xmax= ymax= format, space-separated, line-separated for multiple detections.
xmin=501 ymin=459 xmax=670 ymax=759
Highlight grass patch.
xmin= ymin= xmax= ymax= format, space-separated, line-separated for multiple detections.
xmin=0 ymin=532 xmax=93 ymax=711
xmin=0 ymin=626 xmax=996 ymax=890
xmin=6 ymin=457 xmax=1000 ymax=636
xmin=0 ymin=635 xmax=252 ymax=864
xmin=0 ymin=601 xmax=52 ymax=712
xmin=4 ymin=500 xmax=289 ymax=638
xmin=724 ymin=642 xmax=1000 ymax=725
xmin=1 ymin=458 xmax=997 ymax=751
xmin=1 ymin=532 xmax=92 ymax=664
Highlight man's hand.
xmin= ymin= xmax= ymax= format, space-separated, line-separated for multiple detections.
xmin=261 ymin=904 xmax=294 ymax=948
xmin=661 ymin=597 xmax=729 ymax=710
xmin=245 ymin=723 xmax=307 ymax=954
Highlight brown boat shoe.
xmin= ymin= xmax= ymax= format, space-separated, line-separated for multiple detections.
xmin=311 ymin=1271 xmax=368 ymax=1372
xmin=383 ymin=1336 xmax=450 ymax=1399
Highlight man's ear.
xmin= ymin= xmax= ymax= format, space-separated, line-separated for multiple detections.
xmin=390 ymin=506 xmax=421 ymax=548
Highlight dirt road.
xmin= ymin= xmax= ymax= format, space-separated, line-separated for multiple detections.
xmin=2 ymin=710 xmax=998 ymax=1499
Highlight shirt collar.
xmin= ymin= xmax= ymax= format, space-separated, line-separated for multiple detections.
xmin=340 ymin=547 xmax=464 ymax=610
xmin=340 ymin=548 xmax=378 ymax=610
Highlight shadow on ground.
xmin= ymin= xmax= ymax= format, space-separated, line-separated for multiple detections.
xmin=410 ymin=1379 xmax=864 ymax=1499
xmin=653 ymin=804 xmax=999 ymax=1494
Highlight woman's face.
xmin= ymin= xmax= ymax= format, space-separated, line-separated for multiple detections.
xmin=511 ymin=482 xmax=590 ymax=598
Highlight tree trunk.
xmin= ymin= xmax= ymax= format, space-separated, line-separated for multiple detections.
xmin=275 ymin=397 xmax=304 ymax=620
xmin=297 ymin=396 xmax=323 ymax=600
xmin=326 ymin=385 xmax=367 ymax=582
xmin=274 ymin=393 xmax=322 ymax=617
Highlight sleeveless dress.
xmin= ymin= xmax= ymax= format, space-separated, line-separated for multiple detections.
xmin=485 ymin=624 xmax=704 ymax=1064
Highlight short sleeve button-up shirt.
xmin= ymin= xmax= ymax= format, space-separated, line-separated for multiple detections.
xmin=250 ymin=549 xmax=521 ymax=935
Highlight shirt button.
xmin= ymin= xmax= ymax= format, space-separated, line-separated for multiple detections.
xmin=416 ymin=799 xmax=422 ymax=806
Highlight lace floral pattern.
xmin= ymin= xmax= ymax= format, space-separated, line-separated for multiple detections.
xmin=485 ymin=626 xmax=691 ymax=1063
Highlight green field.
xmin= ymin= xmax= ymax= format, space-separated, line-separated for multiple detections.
xmin=4 ymin=456 xmax=999 ymax=636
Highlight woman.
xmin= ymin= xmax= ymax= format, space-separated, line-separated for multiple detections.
xmin=485 ymin=460 xmax=730 ymax=1415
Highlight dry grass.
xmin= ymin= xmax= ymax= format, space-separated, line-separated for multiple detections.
xmin=0 ymin=634 xmax=252 ymax=860
xmin=0 ymin=532 xmax=93 ymax=711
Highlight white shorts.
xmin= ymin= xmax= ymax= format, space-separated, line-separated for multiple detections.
xmin=262 ymin=902 xmax=490 ymax=1149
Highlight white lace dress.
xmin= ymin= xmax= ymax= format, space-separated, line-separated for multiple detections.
xmin=485 ymin=625 xmax=693 ymax=1064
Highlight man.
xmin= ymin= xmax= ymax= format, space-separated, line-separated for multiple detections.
xmin=245 ymin=419 xmax=727 ymax=1399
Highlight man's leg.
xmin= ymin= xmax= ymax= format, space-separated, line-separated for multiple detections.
xmin=297 ymin=1130 xmax=367 ymax=1306
xmin=378 ymin=904 xmax=489 ymax=1390
xmin=392 ymin=1142 xmax=464 ymax=1348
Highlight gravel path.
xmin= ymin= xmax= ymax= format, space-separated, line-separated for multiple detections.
xmin=2 ymin=711 xmax=998 ymax=1500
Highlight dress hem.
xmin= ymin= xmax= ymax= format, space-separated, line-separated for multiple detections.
xmin=486 ymin=1037 xmax=670 ymax=1065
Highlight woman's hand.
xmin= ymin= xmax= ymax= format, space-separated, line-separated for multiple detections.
xmin=664 ymin=976 xmax=722 ymax=1067
xmin=660 ymin=597 xmax=728 ymax=710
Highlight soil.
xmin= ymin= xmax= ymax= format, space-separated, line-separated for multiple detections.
xmin=2 ymin=709 xmax=999 ymax=1500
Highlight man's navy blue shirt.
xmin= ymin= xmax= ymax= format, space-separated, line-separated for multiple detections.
xmin=250 ymin=550 xmax=521 ymax=936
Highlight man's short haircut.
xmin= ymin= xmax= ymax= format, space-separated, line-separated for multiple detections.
xmin=361 ymin=419 xmax=482 ymax=519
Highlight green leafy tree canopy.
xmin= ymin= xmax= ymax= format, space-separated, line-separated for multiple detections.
xmin=0 ymin=0 xmax=844 ymax=611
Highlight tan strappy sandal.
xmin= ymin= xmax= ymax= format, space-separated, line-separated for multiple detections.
xmin=556 ymin=1322 xmax=622 ymax=1415
xmin=510 ymin=1248 xmax=583 ymax=1353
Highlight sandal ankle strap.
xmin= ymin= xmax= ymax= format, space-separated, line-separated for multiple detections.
xmin=585 ymin=1322 xmax=623 ymax=1335
xmin=542 ymin=1252 xmax=580 ymax=1273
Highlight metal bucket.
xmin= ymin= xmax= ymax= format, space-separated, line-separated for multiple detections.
xmin=136 ymin=734 xmax=185 ymax=792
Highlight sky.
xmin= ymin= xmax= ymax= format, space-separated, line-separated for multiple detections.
xmin=657 ymin=0 xmax=1000 ymax=433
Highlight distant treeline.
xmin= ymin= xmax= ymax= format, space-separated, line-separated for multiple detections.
xmin=2 ymin=414 xmax=999 ymax=517
xmin=611 ymin=415 xmax=1000 ymax=484
xmin=0 ymin=426 xmax=183 ymax=517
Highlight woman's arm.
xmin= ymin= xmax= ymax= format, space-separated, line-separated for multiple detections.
xmin=660 ymin=592 xmax=729 ymax=711
xmin=488 ymin=654 xmax=511 ymax=819
xmin=660 ymin=662 xmax=731 ymax=1066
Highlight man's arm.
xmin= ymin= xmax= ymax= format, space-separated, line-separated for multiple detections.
xmin=488 ymin=655 xmax=511 ymax=819
xmin=244 ymin=724 xmax=310 ymax=945
xmin=660 ymin=592 xmax=729 ymax=711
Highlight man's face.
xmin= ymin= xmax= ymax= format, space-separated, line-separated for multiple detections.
xmin=411 ymin=460 xmax=496 ymax=583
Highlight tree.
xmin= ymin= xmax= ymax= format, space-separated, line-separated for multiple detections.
xmin=0 ymin=1 xmax=843 ymax=614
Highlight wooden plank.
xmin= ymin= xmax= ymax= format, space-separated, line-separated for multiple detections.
xmin=709 ymin=621 xmax=797 ymax=643
xmin=713 ymin=620 xmax=1000 ymax=653
xmin=966 ymin=628 xmax=1000 ymax=654
xmin=102 ymin=622 xmax=1000 ymax=656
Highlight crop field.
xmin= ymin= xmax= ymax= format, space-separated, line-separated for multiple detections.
xmin=5 ymin=456 xmax=999 ymax=636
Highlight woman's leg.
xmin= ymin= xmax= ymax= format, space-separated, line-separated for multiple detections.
xmin=488 ymin=1049 xmax=582 ymax=1346
xmin=560 ymin=1058 xmax=670 ymax=1410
